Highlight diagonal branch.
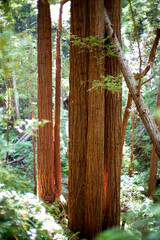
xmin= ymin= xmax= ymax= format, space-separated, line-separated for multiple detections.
xmin=121 ymin=28 xmax=160 ymax=152
xmin=104 ymin=9 xmax=160 ymax=158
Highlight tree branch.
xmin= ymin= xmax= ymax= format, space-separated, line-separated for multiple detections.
xmin=104 ymin=8 xmax=160 ymax=158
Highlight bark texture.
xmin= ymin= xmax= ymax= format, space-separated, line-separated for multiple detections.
xmin=37 ymin=0 xmax=55 ymax=203
xmin=104 ymin=10 xmax=160 ymax=158
xmin=103 ymin=0 xmax=122 ymax=229
xmin=68 ymin=0 xmax=104 ymax=239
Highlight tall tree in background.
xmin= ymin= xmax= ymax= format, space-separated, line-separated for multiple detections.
xmin=103 ymin=0 xmax=122 ymax=229
xmin=68 ymin=0 xmax=105 ymax=238
xmin=37 ymin=0 xmax=55 ymax=203
xmin=54 ymin=0 xmax=68 ymax=198
xmin=148 ymin=78 xmax=160 ymax=197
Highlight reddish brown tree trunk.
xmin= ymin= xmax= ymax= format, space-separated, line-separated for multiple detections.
xmin=103 ymin=0 xmax=122 ymax=229
xmin=68 ymin=0 xmax=105 ymax=239
xmin=129 ymin=111 xmax=134 ymax=177
xmin=53 ymin=1 xmax=67 ymax=198
xmin=68 ymin=0 xmax=89 ymax=236
xmin=148 ymin=79 xmax=160 ymax=197
xmin=37 ymin=0 xmax=55 ymax=203
xmin=84 ymin=1 xmax=105 ymax=238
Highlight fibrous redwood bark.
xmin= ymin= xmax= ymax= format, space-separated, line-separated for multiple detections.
xmin=68 ymin=1 xmax=89 ymax=236
xmin=104 ymin=10 xmax=160 ymax=158
xmin=103 ymin=0 xmax=122 ymax=229
xmin=84 ymin=1 xmax=104 ymax=237
xmin=68 ymin=0 xmax=104 ymax=239
xmin=37 ymin=0 xmax=55 ymax=203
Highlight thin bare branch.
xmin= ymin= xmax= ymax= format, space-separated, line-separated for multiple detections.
xmin=128 ymin=0 xmax=142 ymax=95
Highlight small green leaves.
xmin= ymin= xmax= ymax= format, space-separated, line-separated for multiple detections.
xmin=88 ymin=75 xmax=122 ymax=93
xmin=70 ymin=34 xmax=116 ymax=57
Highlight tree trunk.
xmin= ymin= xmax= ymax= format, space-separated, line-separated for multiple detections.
xmin=13 ymin=76 xmax=20 ymax=120
xmin=121 ymin=92 xmax=132 ymax=152
xmin=104 ymin=10 xmax=160 ymax=158
xmin=148 ymin=78 xmax=160 ymax=197
xmin=68 ymin=0 xmax=104 ymax=239
xmin=6 ymin=80 xmax=10 ymax=161
xmin=37 ymin=0 xmax=55 ymax=203
xmin=129 ymin=110 xmax=134 ymax=177
xmin=103 ymin=0 xmax=122 ymax=229
xmin=54 ymin=1 xmax=66 ymax=198
xmin=84 ymin=1 xmax=105 ymax=238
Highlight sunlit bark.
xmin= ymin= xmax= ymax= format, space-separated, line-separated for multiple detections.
xmin=37 ymin=0 xmax=55 ymax=203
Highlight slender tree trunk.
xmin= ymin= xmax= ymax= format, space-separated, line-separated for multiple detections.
xmin=103 ymin=0 xmax=122 ymax=229
xmin=6 ymin=80 xmax=10 ymax=161
xmin=13 ymin=76 xmax=20 ymax=120
xmin=68 ymin=0 xmax=104 ymax=238
xmin=54 ymin=0 xmax=68 ymax=198
xmin=32 ymin=107 xmax=36 ymax=194
xmin=129 ymin=110 xmax=134 ymax=177
xmin=121 ymin=93 xmax=132 ymax=152
xmin=148 ymin=78 xmax=160 ymax=197
xmin=28 ymin=56 xmax=37 ymax=194
xmin=37 ymin=0 xmax=55 ymax=203
xmin=104 ymin=10 xmax=160 ymax=158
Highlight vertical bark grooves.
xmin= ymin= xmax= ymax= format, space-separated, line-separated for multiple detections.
xmin=68 ymin=0 xmax=104 ymax=238
xmin=68 ymin=0 xmax=89 ymax=235
xmin=103 ymin=0 xmax=121 ymax=229
xmin=84 ymin=0 xmax=104 ymax=238
xmin=37 ymin=0 xmax=55 ymax=202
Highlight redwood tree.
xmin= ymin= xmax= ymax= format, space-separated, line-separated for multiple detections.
xmin=103 ymin=0 xmax=122 ymax=229
xmin=37 ymin=0 xmax=55 ymax=203
xmin=68 ymin=0 xmax=105 ymax=238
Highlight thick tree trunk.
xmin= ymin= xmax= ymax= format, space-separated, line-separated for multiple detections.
xmin=104 ymin=10 xmax=160 ymax=158
xmin=148 ymin=79 xmax=160 ymax=197
xmin=68 ymin=0 xmax=104 ymax=239
xmin=84 ymin=1 xmax=104 ymax=238
xmin=37 ymin=0 xmax=55 ymax=203
xmin=103 ymin=0 xmax=122 ymax=229
xmin=68 ymin=1 xmax=89 ymax=236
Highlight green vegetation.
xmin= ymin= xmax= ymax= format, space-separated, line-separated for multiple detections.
xmin=0 ymin=0 xmax=160 ymax=239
